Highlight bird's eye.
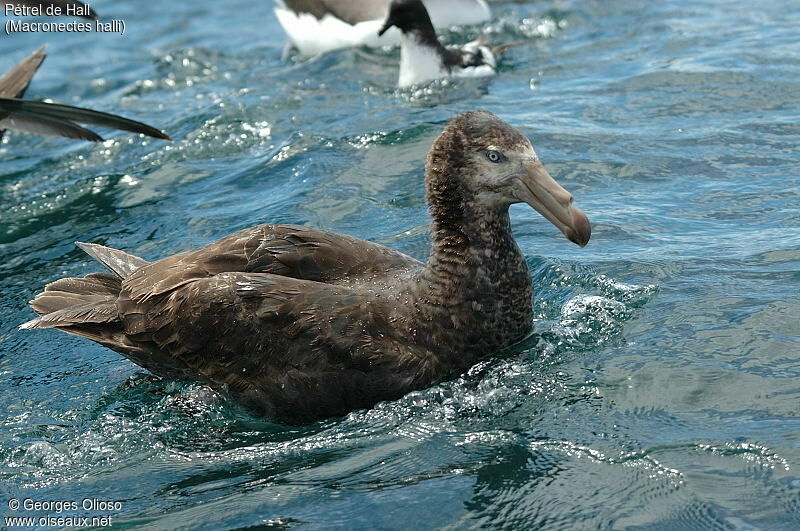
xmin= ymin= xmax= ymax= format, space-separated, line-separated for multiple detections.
xmin=485 ymin=150 xmax=503 ymax=163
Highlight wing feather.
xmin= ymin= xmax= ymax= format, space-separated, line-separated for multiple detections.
xmin=122 ymin=224 xmax=422 ymax=302
xmin=0 ymin=47 xmax=45 ymax=99
xmin=0 ymin=98 xmax=171 ymax=140
xmin=0 ymin=111 xmax=103 ymax=141
xmin=281 ymin=0 xmax=387 ymax=23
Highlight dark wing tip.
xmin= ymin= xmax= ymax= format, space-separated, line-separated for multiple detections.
xmin=0 ymin=98 xmax=170 ymax=141
xmin=85 ymin=129 xmax=105 ymax=142
xmin=133 ymin=126 xmax=171 ymax=141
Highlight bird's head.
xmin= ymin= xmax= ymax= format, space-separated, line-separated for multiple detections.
xmin=378 ymin=0 xmax=433 ymax=37
xmin=427 ymin=110 xmax=591 ymax=247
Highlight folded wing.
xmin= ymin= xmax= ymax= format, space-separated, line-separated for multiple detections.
xmin=123 ymin=224 xmax=423 ymax=302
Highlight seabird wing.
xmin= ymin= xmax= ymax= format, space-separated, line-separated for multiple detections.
xmin=75 ymin=242 xmax=151 ymax=280
xmin=0 ymin=47 xmax=46 ymax=99
xmin=121 ymin=224 xmax=423 ymax=302
xmin=281 ymin=0 xmax=388 ymax=24
xmin=115 ymin=269 xmax=412 ymax=420
xmin=321 ymin=0 xmax=388 ymax=24
xmin=0 ymin=47 xmax=47 ymax=141
xmin=0 ymin=109 xmax=103 ymax=141
xmin=0 ymin=98 xmax=171 ymax=140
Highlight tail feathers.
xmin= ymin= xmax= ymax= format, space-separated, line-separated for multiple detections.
xmin=21 ymin=272 xmax=122 ymax=330
xmin=22 ymin=241 xmax=147 ymax=330
xmin=21 ymin=302 xmax=118 ymax=330
xmin=21 ymin=264 xmax=190 ymax=379
xmin=76 ymin=242 xmax=150 ymax=279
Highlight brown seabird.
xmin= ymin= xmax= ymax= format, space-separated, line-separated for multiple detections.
xmin=21 ymin=111 xmax=590 ymax=424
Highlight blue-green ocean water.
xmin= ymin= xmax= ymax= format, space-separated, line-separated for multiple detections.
xmin=2 ymin=0 xmax=799 ymax=528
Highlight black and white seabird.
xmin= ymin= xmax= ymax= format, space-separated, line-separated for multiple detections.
xmin=8 ymin=1 xmax=98 ymax=20
xmin=22 ymin=110 xmax=590 ymax=424
xmin=379 ymin=0 xmax=499 ymax=87
xmin=274 ymin=0 xmax=490 ymax=55
xmin=0 ymin=48 xmax=170 ymax=143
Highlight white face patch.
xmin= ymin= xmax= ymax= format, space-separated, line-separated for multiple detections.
xmin=466 ymin=144 xmax=531 ymax=206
